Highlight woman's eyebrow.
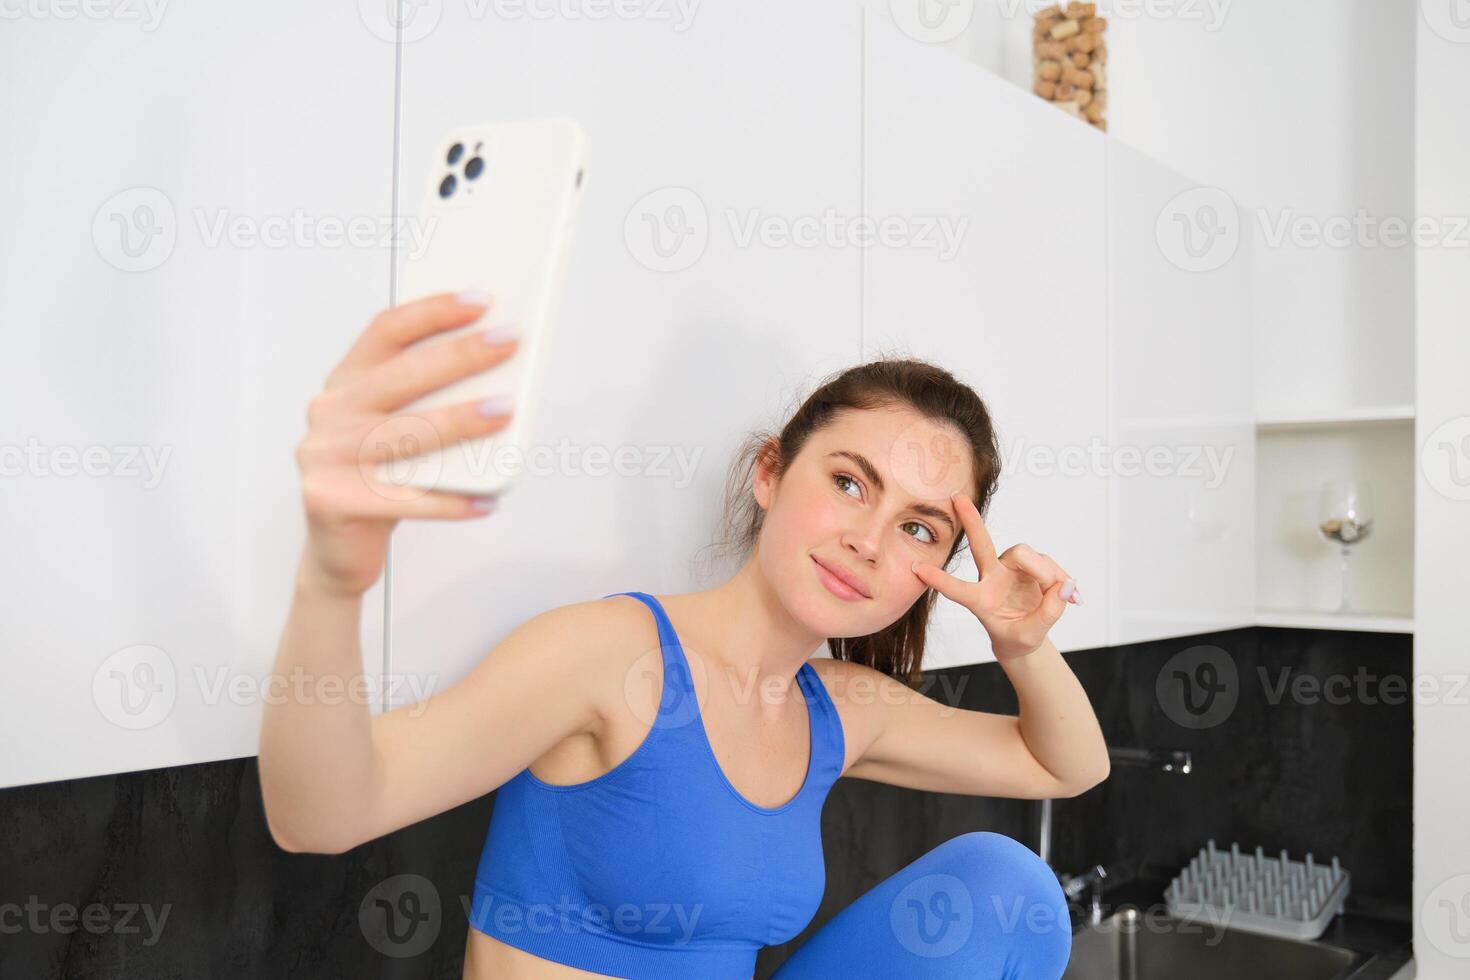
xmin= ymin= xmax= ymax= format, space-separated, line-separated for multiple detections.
xmin=826 ymin=450 xmax=958 ymax=537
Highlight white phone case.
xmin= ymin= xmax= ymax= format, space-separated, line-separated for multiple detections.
xmin=373 ymin=117 xmax=588 ymax=498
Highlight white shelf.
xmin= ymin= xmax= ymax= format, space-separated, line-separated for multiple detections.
xmin=1255 ymin=609 xmax=1415 ymax=634
xmin=1256 ymin=405 xmax=1415 ymax=430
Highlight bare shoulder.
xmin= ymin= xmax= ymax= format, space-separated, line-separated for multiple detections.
xmin=806 ymin=655 xmax=895 ymax=704
xmin=451 ymin=595 xmax=657 ymax=736
xmin=532 ymin=593 xmax=668 ymax=723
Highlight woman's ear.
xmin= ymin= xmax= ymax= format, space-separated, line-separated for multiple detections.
xmin=752 ymin=438 xmax=779 ymax=511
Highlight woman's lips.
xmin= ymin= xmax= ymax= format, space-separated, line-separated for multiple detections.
xmin=813 ymin=555 xmax=868 ymax=601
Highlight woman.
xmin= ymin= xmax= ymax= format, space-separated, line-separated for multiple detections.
xmin=258 ymin=290 xmax=1111 ymax=979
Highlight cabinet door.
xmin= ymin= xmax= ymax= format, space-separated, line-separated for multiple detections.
xmin=0 ymin=6 xmax=394 ymax=788
xmin=1106 ymin=141 xmax=1255 ymax=645
xmin=381 ymin=1 xmax=864 ymax=692
xmin=863 ymin=5 xmax=1110 ymax=666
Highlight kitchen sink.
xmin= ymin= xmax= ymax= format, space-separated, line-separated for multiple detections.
xmin=1062 ymin=907 xmax=1367 ymax=980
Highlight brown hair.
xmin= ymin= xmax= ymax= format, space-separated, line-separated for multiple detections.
xmin=696 ymin=355 xmax=1002 ymax=689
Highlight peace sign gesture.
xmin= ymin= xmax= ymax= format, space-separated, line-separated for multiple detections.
xmin=910 ymin=491 xmax=1081 ymax=661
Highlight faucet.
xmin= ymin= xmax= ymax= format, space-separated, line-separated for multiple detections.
xmin=1061 ymin=863 xmax=1110 ymax=924
xmin=1041 ymin=745 xmax=1193 ymax=922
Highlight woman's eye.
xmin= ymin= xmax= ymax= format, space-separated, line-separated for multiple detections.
xmin=903 ymin=521 xmax=937 ymax=544
xmin=836 ymin=473 xmax=936 ymax=544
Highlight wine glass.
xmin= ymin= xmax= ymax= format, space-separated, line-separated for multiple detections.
xmin=1318 ymin=479 xmax=1374 ymax=615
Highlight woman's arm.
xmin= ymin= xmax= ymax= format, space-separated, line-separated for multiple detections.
xmin=997 ymin=636 xmax=1109 ymax=790
xmin=258 ymin=291 xmax=517 ymax=852
xmin=257 ymin=556 xmax=381 ymax=852
xmin=818 ymin=651 xmax=1107 ymax=799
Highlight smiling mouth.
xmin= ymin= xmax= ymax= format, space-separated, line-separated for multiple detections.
xmin=812 ymin=555 xmax=869 ymax=601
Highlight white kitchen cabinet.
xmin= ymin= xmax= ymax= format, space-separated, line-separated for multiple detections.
xmin=862 ymin=6 xmax=1255 ymax=663
xmin=862 ymin=4 xmax=1110 ymax=663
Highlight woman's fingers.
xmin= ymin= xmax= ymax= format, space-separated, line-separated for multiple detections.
xmin=336 ymin=323 xmax=519 ymax=415
xmin=912 ymin=559 xmax=961 ymax=595
xmin=296 ymin=397 xmax=515 ymax=470
xmin=301 ymin=466 xmax=497 ymax=523
xmin=950 ymin=491 xmax=1002 ymax=577
xmin=1029 ymin=579 xmax=1072 ymax=632
xmin=1001 ymin=545 xmax=1080 ymax=604
xmin=330 ymin=290 xmax=496 ymax=380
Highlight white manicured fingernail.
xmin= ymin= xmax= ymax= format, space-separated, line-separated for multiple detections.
xmin=1060 ymin=579 xmax=1077 ymax=601
xmin=457 ymin=289 xmax=492 ymax=307
xmin=478 ymin=395 xmax=514 ymax=418
xmin=482 ymin=323 xmax=519 ymax=344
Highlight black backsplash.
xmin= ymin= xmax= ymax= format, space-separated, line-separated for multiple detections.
xmin=0 ymin=627 xmax=1412 ymax=979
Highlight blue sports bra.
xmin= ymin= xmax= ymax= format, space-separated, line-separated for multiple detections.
xmin=468 ymin=590 xmax=847 ymax=978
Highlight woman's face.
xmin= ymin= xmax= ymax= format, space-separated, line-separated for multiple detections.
xmin=753 ymin=403 xmax=975 ymax=639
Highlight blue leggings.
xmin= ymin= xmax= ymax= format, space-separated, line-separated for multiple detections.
xmin=771 ymin=832 xmax=1072 ymax=979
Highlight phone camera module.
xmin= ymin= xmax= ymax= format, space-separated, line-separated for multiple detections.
xmin=464 ymin=156 xmax=485 ymax=180
xmin=446 ymin=142 xmax=464 ymax=165
xmin=438 ymin=173 xmax=457 ymax=199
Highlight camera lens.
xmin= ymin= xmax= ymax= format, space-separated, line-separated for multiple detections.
xmin=464 ymin=156 xmax=484 ymax=180
xmin=446 ymin=142 xmax=464 ymax=165
xmin=438 ymin=173 xmax=457 ymax=199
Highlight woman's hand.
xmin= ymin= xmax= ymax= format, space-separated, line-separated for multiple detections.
xmin=293 ymin=290 xmax=518 ymax=598
xmin=910 ymin=490 xmax=1081 ymax=661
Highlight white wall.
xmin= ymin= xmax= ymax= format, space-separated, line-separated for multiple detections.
xmin=1413 ymin=6 xmax=1470 ymax=975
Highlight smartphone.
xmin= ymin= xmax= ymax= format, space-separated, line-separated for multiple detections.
xmin=373 ymin=117 xmax=588 ymax=498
